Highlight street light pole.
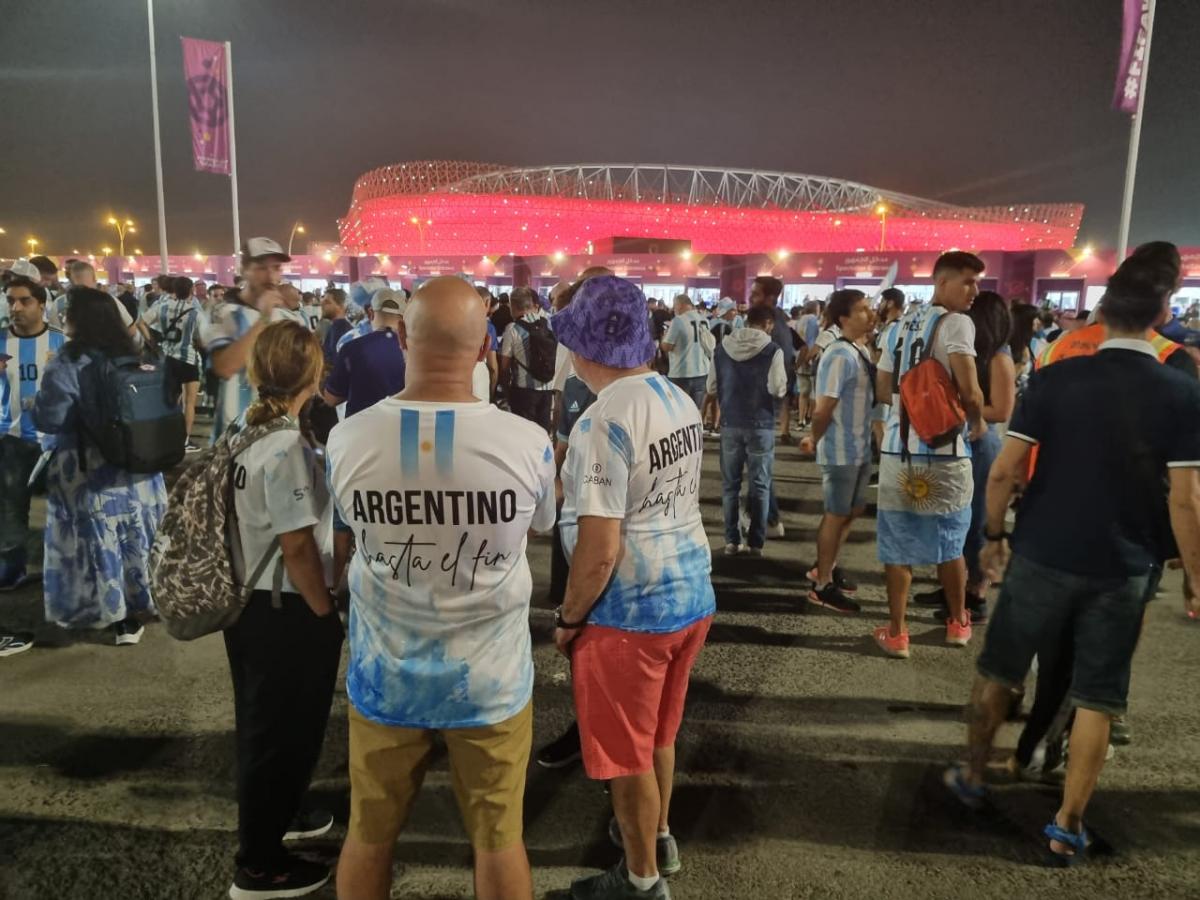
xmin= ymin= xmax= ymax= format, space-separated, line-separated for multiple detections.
xmin=288 ymin=222 xmax=306 ymax=257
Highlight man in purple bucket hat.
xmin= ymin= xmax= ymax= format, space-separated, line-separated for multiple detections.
xmin=551 ymin=275 xmax=715 ymax=900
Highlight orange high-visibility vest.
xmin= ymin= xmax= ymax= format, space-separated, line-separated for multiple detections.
xmin=1027 ymin=325 xmax=1181 ymax=477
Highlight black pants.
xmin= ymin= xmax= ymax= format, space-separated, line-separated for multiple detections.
xmin=1015 ymin=638 xmax=1074 ymax=769
xmin=508 ymin=386 xmax=553 ymax=433
xmin=224 ymin=591 xmax=344 ymax=869
xmin=549 ymin=503 xmax=569 ymax=606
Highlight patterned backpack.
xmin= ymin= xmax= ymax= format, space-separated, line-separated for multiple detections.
xmin=148 ymin=418 xmax=294 ymax=640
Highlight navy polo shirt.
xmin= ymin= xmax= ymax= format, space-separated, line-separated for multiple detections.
xmin=324 ymin=328 xmax=406 ymax=417
xmin=1008 ymin=340 xmax=1200 ymax=577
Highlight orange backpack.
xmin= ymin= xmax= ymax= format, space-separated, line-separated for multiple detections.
xmin=898 ymin=313 xmax=966 ymax=454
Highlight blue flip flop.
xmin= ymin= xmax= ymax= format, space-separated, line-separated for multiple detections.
xmin=1043 ymin=821 xmax=1092 ymax=867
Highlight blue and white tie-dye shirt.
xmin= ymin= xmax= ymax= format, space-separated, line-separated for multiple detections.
xmin=815 ymin=340 xmax=874 ymax=466
xmin=664 ymin=310 xmax=712 ymax=378
xmin=0 ymin=325 xmax=66 ymax=441
xmin=327 ymin=398 xmax=556 ymax=729
xmin=560 ymin=372 xmax=716 ymax=634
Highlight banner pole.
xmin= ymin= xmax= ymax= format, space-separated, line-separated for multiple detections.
xmin=225 ymin=41 xmax=241 ymax=256
xmin=147 ymin=0 xmax=169 ymax=272
xmin=1116 ymin=0 xmax=1157 ymax=262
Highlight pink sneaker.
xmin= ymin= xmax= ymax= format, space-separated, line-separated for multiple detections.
xmin=945 ymin=616 xmax=973 ymax=647
xmin=873 ymin=626 xmax=910 ymax=658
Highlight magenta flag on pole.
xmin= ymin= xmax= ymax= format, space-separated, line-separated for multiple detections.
xmin=182 ymin=37 xmax=230 ymax=174
xmin=1113 ymin=0 xmax=1151 ymax=114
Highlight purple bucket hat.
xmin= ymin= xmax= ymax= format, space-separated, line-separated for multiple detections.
xmin=550 ymin=275 xmax=656 ymax=369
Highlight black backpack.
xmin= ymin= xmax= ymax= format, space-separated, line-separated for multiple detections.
xmin=76 ymin=351 xmax=187 ymax=473
xmin=514 ymin=318 xmax=558 ymax=383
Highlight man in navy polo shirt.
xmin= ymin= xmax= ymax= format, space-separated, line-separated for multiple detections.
xmin=322 ymin=288 xmax=406 ymax=417
xmin=944 ymin=255 xmax=1200 ymax=864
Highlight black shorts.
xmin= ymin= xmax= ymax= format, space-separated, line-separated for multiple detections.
xmin=165 ymin=357 xmax=200 ymax=385
xmin=976 ymin=554 xmax=1155 ymax=716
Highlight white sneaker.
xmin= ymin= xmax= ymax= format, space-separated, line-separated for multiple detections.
xmin=0 ymin=633 xmax=34 ymax=657
xmin=723 ymin=543 xmax=743 ymax=556
xmin=114 ymin=619 xmax=144 ymax=646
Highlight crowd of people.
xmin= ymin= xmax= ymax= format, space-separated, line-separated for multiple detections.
xmin=1 ymin=235 xmax=1199 ymax=898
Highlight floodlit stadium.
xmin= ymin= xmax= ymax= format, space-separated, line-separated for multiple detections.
xmin=338 ymin=160 xmax=1083 ymax=256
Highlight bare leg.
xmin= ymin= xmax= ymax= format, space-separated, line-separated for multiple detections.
xmin=653 ymin=745 xmax=675 ymax=832
xmin=474 ymin=843 xmax=533 ymax=900
xmin=815 ymin=513 xmax=850 ymax=584
xmin=938 ymin=557 xmax=968 ymax=626
xmin=336 ymin=837 xmax=395 ymax=900
xmin=610 ymin=771 xmax=660 ymax=879
xmin=1051 ymin=708 xmax=1111 ymax=854
xmin=884 ymin=564 xmax=912 ymax=636
xmin=964 ymin=677 xmax=1013 ymax=786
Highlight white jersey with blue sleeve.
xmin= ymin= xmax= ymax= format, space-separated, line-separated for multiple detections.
xmin=664 ymin=310 xmax=712 ymax=379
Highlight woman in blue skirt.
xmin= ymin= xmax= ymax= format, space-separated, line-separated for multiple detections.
xmin=34 ymin=288 xmax=167 ymax=645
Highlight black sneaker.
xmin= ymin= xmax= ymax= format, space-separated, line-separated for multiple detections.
xmin=0 ymin=632 xmax=34 ymax=657
xmin=284 ymin=809 xmax=334 ymax=841
xmin=569 ymin=861 xmax=670 ymax=899
xmin=537 ymin=721 xmax=582 ymax=769
xmin=608 ymin=817 xmax=682 ymax=877
xmin=113 ymin=618 xmax=145 ymax=646
xmin=934 ymin=595 xmax=988 ymax=624
xmin=229 ymin=857 xmax=330 ymax=900
xmin=807 ymin=583 xmax=861 ymax=614
xmin=832 ymin=566 xmax=857 ymax=595
xmin=914 ymin=588 xmax=946 ymax=607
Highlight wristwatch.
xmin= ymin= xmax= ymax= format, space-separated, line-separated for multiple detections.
xmin=984 ymin=530 xmax=1011 ymax=542
xmin=554 ymin=606 xmax=587 ymax=629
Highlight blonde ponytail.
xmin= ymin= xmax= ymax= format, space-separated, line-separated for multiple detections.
xmin=245 ymin=321 xmax=325 ymax=426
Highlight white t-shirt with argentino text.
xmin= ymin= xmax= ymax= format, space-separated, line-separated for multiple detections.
xmin=560 ymin=372 xmax=716 ymax=633
xmin=327 ymin=399 xmax=556 ymax=729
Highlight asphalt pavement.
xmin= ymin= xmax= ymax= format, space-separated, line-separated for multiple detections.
xmin=2 ymin=430 xmax=1199 ymax=899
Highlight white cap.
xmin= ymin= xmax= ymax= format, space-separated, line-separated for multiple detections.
xmin=5 ymin=259 xmax=41 ymax=281
xmin=243 ymin=237 xmax=291 ymax=262
xmin=371 ymin=288 xmax=405 ymax=315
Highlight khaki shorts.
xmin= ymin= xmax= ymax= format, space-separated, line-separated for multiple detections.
xmin=347 ymin=701 xmax=532 ymax=851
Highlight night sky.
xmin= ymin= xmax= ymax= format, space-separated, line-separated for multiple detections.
xmin=4 ymin=0 xmax=1197 ymax=257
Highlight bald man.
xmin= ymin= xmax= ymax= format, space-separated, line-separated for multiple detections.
xmin=327 ymin=276 xmax=556 ymax=900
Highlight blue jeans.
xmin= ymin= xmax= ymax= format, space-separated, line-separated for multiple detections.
xmin=720 ymin=428 xmax=775 ymax=548
xmin=670 ymin=375 xmax=707 ymax=412
xmin=963 ymin=426 xmax=1002 ymax=583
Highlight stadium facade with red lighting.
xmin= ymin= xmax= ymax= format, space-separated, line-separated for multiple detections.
xmin=327 ymin=160 xmax=1140 ymax=308
xmin=338 ymin=161 xmax=1083 ymax=256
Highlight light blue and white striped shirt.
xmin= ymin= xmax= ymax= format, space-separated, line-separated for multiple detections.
xmin=0 ymin=326 xmax=67 ymax=441
xmin=201 ymin=302 xmax=260 ymax=444
xmin=142 ymin=297 xmax=203 ymax=366
xmin=815 ymin=340 xmax=873 ymax=466
xmin=664 ymin=310 xmax=712 ymax=378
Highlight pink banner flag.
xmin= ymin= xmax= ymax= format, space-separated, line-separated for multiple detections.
xmin=1113 ymin=0 xmax=1151 ymax=114
xmin=182 ymin=37 xmax=230 ymax=174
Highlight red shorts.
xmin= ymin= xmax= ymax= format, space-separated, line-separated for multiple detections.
xmin=571 ymin=617 xmax=712 ymax=780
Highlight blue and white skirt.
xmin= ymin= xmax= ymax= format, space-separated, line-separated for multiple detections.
xmin=876 ymin=454 xmax=973 ymax=566
xmin=43 ymin=446 xmax=167 ymax=629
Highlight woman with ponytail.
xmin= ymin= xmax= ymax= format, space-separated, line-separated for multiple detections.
xmin=223 ymin=321 xmax=344 ymax=900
